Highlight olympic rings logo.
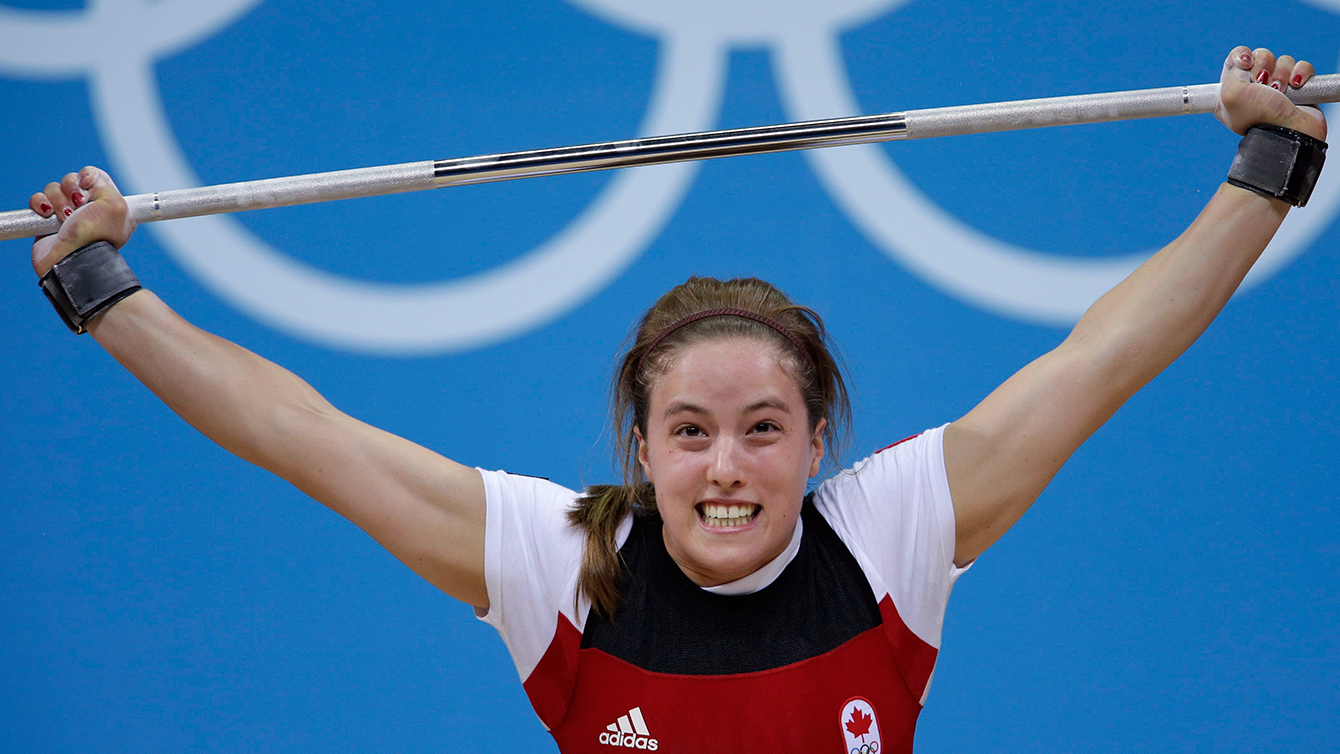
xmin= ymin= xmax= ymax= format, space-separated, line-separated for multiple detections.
xmin=851 ymin=742 xmax=880 ymax=754
xmin=2 ymin=0 xmax=1339 ymax=353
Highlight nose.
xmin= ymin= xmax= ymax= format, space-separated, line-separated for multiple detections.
xmin=706 ymin=437 xmax=745 ymax=489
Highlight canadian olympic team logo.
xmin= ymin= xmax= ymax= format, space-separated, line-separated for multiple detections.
xmin=840 ymin=696 xmax=883 ymax=753
xmin=1 ymin=0 xmax=1338 ymax=353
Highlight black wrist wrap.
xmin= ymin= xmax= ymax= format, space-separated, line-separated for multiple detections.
xmin=39 ymin=241 xmax=142 ymax=334
xmin=1227 ymin=123 xmax=1328 ymax=207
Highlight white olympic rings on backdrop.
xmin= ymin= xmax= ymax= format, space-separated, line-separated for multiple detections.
xmin=0 ymin=0 xmax=722 ymax=353
xmin=1 ymin=0 xmax=1337 ymax=351
xmin=576 ymin=0 xmax=1340 ymax=323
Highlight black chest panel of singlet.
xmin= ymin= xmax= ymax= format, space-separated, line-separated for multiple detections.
xmin=580 ymin=495 xmax=883 ymax=675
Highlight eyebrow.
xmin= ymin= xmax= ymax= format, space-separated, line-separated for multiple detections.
xmin=662 ymin=398 xmax=794 ymax=419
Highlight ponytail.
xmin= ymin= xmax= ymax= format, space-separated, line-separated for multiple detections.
xmin=567 ymin=484 xmax=656 ymax=619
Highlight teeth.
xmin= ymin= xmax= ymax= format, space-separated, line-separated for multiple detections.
xmin=700 ymin=503 xmax=757 ymax=527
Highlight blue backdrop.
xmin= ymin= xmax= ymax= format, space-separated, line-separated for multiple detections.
xmin=2 ymin=0 xmax=1337 ymax=750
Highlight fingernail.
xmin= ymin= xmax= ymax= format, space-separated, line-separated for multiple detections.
xmin=62 ymin=207 xmax=72 ymax=218
xmin=1271 ymin=81 xmax=1282 ymax=91
xmin=1293 ymin=74 xmax=1304 ymax=88
xmin=39 ymin=202 xmax=52 ymax=215
xmin=70 ymin=191 xmax=84 ymax=208
xmin=1240 ymin=52 xmax=1253 ymax=65
xmin=1256 ymin=69 xmax=1269 ymax=84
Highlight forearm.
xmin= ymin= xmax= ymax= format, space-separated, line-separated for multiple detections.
xmin=1066 ymin=183 xmax=1288 ymax=396
xmin=88 ymin=289 xmax=339 ymax=481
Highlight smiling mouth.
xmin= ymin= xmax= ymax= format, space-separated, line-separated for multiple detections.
xmin=696 ymin=502 xmax=761 ymax=528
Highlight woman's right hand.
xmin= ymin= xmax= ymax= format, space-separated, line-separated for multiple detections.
xmin=29 ymin=166 xmax=137 ymax=277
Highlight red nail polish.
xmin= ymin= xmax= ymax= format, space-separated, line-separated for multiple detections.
xmin=1240 ymin=53 xmax=1253 ymax=65
xmin=1293 ymin=74 xmax=1304 ymax=87
xmin=39 ymin=202 xmax=52 ymax=215
xmin=71 ymin=192 xmax=84 ymax=208
xmin=1271 ymin=81 xmax=1282 ymax=91
xmin=1256 ymin=69 xmax=1269 ymax=84
xmin=62 ymin=207 xmax=72 ymax=218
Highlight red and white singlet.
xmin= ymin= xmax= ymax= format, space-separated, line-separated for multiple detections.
xmin=477 ymin=425 xmax=968 ymax=753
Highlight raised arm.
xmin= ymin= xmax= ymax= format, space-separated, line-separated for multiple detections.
xmin=943 ymin=47 xmax=1328 ymax=566
xmin=30 ymin=169 xmax=488 ymax=608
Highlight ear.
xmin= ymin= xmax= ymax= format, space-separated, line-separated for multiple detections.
xmin=634 ymin=426 xmax=652 ymax=481
xmin=809 ymin=417 xmax=827 ymax=477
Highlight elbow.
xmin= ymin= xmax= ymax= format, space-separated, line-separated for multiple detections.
xmin=231 ymin=377 xmax=344 ymax=483
xmin=1059 ymin=325 xmax=1166 ymax=400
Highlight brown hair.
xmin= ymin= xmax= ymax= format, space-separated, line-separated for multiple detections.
xmin=568 ymin=276 xmax=852 ymax=618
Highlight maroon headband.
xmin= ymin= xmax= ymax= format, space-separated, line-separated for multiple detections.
xmin=643 ymin=307 xmax=813 ymax=367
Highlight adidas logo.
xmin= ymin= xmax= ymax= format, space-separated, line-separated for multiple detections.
xmin=597 ymin=706 xmax=659 ymax=750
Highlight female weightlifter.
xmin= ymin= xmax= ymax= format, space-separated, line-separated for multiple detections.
xmin=25 ymin=46 xmax=1325 ymax=752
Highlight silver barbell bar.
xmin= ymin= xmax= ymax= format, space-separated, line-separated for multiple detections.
xmin=3 ymin=75 xmax=1339 ymax=243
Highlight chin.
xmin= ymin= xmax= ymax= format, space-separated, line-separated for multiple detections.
xmin=683 ymin=531 xmax=778 ymax=583
xmin=661 ymin=501 xmax=800 ymax=585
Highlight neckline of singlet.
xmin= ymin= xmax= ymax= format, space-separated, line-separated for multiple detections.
xmin=698 ymin=516 xmax=804 ymax=596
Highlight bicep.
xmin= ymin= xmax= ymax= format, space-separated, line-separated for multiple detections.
xmin=944 ymin=340 xmax=1128 ymax=565
xmin=273 ymin=404 xmax=489 ymax=608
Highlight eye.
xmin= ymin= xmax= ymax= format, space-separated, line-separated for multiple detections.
xmin=675 ymin=424 xmax=706 ymax=438
xmin=750 ymin=421 xmax=779 ymax=434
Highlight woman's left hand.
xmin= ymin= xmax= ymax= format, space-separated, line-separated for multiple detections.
xmin=1216 ymin=46 xmax=1327 ymax=142
xmin=29 ymin=166 xmax=137 ymax=278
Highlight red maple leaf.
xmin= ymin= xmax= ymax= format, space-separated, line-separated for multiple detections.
xmin=845 ymin=708 xmax=873 ymax=740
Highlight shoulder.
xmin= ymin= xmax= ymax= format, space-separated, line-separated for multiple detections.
xmin=476 ymin=469 xmax=588 ymax=612
xmin=478 ymin=468 xmax=578 ymax=505
xmin=477 ymin=469 xmax=585 ymax=535
xmin=476 ymin=469 xmax=634 ymax=625
xmin=814 ymin=425 xmax=949 ymax=507
xmin=810 ymin=426 xmax=965 ymax=650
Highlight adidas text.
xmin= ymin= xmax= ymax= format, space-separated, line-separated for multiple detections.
xmin=598 ymin=731 xmax=658 ymax=750
xmin=599 ymin=707 xmax=659 ymax=750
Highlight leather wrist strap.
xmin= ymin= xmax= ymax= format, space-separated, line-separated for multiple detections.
xmin=39 ymin=241 xmax=142 ymax=334
xmin=1227 ymin=123 xmax=1328 ymax=207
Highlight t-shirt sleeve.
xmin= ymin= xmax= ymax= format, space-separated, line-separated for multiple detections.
xmin=813 ymin=424 xmax=968 ymax=650
xmin=474 ymin=469 xmax=590 ymax=683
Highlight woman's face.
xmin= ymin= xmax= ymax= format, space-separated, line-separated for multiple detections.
xmin=637 ymin=337 xmax=825 ymax=587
